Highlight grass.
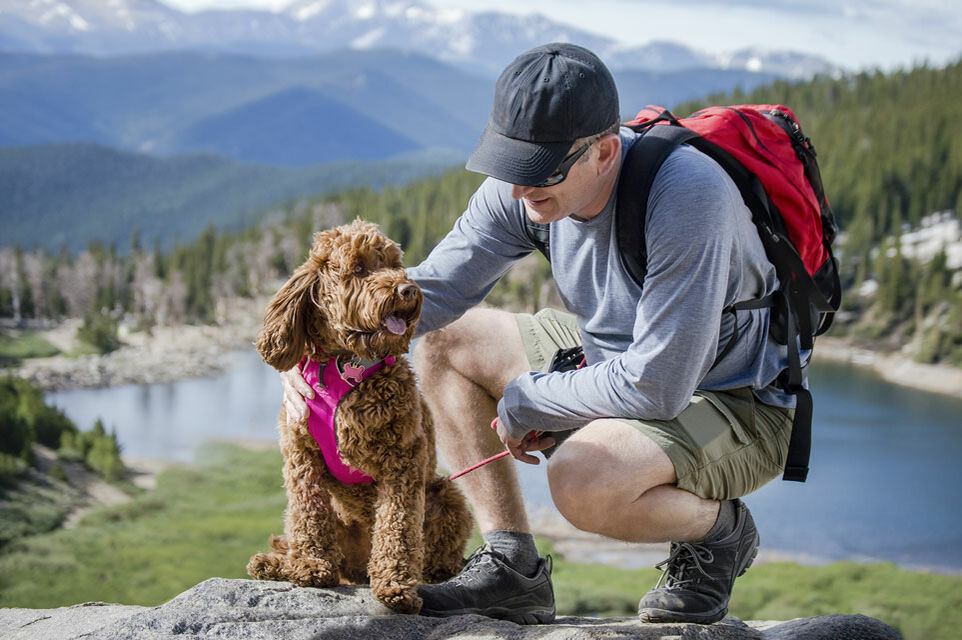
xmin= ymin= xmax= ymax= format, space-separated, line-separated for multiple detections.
xmin=0 ymin=470 xmax=82 ymax=547
xmin=0 ymin=331 xmax=60 ymax=365
xmin=0 ymin=443 xmax=959 ymax=640
xmin=0 ymin=444 xmax=286 ymax=608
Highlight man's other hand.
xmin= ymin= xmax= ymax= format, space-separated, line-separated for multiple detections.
xmin=492 ymin=418 xmax=555 ymax=465
xmin=281 ymin=366 xmax=314 ymax=424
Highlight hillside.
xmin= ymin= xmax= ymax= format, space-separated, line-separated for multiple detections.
xmin=0 ymin=143 xmax=461 ymax=253
xmin=0 ymin=50 xmax=490 ymax=163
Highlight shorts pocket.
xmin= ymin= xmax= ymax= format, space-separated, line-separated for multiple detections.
xmin=703 ymin=388 xmax=792 ymax=474
xmin=694 ymin=389 xmax=753 ymax=445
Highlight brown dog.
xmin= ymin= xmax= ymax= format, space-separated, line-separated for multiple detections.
xmin=247 ymin=220 xmax=473 ymax=613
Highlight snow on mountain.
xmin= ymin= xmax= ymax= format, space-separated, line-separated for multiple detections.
xmin=0 ymin=0 xmax=840 ymax=78
xmin=0 ymin=0 xmax=183 ymax=34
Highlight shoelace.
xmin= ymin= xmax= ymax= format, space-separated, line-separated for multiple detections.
xmin=447 ymin=544 xmax=500 ymax=588
xmin=446 ymin=543 xmax=552 ymax=587
xmin=653 ymin=541 xmax=715 ymax=590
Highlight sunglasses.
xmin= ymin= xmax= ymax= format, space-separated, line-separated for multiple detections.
xmin=532 ymin=141 xmax=593 ymax=188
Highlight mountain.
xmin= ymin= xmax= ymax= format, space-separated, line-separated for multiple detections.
xmin=0 ymin=142 xmax=462 ymax=253
xmin=0 ymin=49 xmax=786 ymax=166
xmin=0 ymin=49 xmax=491 ymax=165
xmin=0 ymin=0 xmax=839 ymax=80
xmin=171 ymin=86 xmax=421 ymax=165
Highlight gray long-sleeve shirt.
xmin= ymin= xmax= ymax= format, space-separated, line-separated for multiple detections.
xmin=408 ymin=128 xmax=796 ymax=440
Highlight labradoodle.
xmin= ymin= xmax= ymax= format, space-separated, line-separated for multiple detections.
xmin=247 ymin=220 xmax=473 ymax=614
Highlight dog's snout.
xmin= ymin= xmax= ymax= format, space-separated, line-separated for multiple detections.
xmin=398 ymin=282 xmax=418 ymax=301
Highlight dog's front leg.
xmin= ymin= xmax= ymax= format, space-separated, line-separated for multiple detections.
xmin=368 ymin=471 xmax=426 ymax=614
xmin=282 ymin=456 xmax=343 ymax=588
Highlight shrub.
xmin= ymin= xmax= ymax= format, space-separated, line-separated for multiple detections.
xmin=85 ymin=433 xmax=124 ymax=481
xmin=0 ymin=386 xmax=30 ymax=458
xmin=0 ymin=452 xmax=27 ymax=488
xmin=76 ymin=311 xmax=122 ymax=354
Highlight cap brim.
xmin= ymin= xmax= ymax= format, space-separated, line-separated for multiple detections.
xmin=465 ymin=124 xmax=572 ymax=186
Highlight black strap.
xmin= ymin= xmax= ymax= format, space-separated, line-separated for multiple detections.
xmin=775 ymin=286 xmax=811 ymax=482
xmin=525 ymin=219 xmax=551 ymax=261
xmin=616 ymin=124 xmax=699 ymax=287
xmin=711 ymin=294 xmax=777 ymax=369
xmin=783 ymin=385 xmax=813 ymax=482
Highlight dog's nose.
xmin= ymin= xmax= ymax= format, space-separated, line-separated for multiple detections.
xmin=398 ymin=283 xmax=418 ymax=301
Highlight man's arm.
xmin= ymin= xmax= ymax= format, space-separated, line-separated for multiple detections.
xmin=408 ymin=177 xmax=536 ymax=335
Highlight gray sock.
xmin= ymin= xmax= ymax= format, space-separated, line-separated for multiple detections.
xmin=700 ymin=499 xmax=738 ymax=543
xmin=483 ymin=530 xmax=540 ymax=577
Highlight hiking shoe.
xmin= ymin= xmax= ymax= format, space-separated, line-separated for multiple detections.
xmin=418 ymin=543 xmax=556 ymax=624
xmin=638 ymin=499 xmax=759 ymax=624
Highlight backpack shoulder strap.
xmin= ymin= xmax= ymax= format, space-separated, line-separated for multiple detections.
xmin=523 ymin=218 xmax=551 ymax=261
xmin=617 ymin=124 xmax=700 ymax=286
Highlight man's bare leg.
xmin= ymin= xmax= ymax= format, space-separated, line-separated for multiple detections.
xmin=546 ymin=419 xmax=720 ymax=542
xmin=547 ymin=419 xmax=760 ymax=625
xmin=413 ymin=307 xmax=532 ymax=534
xmin=414 ymin=308 xmax=556 ymax=623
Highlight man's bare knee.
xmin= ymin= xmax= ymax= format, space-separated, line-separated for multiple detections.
xmin=547 ymin=443 xmax=613 ymax=532
xmin=413 ymin=308 xmax=528 ymax=397
xmin=546 ymin=420 xmax=677 ymax=534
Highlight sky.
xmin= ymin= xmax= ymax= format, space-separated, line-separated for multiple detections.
xmin=161 ymin=0 xmax=962 ymax=72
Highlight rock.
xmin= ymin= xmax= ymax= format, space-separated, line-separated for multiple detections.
xmin=0 ymin=578 xmax=902 ymax=640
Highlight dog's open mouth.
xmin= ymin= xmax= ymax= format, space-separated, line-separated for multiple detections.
xmin=382 ymin=314 xmax=408 ymax=335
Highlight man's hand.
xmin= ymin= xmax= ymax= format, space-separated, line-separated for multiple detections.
xmin=280 ymin=366 xmax=314 ymax=424
xmin=492 ymin=418 xmax=555 ymax=465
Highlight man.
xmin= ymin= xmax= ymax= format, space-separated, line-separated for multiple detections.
xmin=283 ymin=43 xmax=795 ymax=625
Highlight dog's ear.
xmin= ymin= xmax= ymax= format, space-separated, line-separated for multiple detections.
xmin=255 ymin=263 xmax=319 ymax=372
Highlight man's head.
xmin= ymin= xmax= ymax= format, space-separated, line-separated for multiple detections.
xmin=467 ymin=43 xmax=620 ymax=188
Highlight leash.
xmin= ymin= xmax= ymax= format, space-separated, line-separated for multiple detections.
xmin=449 ymin=419 xmax=543 ymax=480
xmin=448 ymin=349 xmax=583 ymax=481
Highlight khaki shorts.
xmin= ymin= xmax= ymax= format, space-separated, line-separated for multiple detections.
xmin=516 ymin=308 xmax=794 ymax=501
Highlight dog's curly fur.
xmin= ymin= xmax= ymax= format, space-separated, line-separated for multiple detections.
xmin=247 ymin=220 xmax=473 ymax=614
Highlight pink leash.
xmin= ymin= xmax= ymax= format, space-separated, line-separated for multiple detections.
xmin=449 ymin=419 xmax=543 ymax=480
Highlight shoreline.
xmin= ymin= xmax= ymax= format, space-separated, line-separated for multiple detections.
xmin=7 ymin=315 xmax=962 ymax=401
xmin=812 ymin=336 xmax=962 ymax=399
xmin=4 ymin=299 xmax=265 ymax=392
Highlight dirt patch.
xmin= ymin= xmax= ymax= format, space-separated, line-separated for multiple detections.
xmin=30 ymin=445 xmax=170 ymax=529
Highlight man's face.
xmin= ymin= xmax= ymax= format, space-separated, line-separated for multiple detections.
xmin=509 ymin=136 xmax=619 ymax=224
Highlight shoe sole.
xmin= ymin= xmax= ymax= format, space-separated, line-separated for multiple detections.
xmin=638 ymin=603 xmax=728 ymax=625
xmin=421 ymin=605 xmax=556 ymax=624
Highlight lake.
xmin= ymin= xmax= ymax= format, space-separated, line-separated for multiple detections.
xmin=47 ymin=348 xmax=962 ymax=574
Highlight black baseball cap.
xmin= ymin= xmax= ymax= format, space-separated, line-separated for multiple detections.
xmin=466 ymin=43 xmax=620 ymax=186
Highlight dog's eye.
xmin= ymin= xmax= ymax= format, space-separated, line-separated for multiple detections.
xmin=353 ymin=264 xmax=367 ymax=276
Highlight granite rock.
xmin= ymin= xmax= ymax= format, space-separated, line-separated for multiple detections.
xmin=0 ymin=578 xmax=902 ymax=640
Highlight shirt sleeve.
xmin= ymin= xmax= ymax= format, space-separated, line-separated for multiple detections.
xmin=408 ymin=177 xmax=535 ymax=335
xmin=498 ymin=150 xmax=744 ymax=439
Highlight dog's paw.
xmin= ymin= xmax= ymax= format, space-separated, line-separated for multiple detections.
xmin=288 ymin=556 xmax=340 ymax=588
xmin=246 ymin=553 xmax=287 ymax=581
xmin=373 ymin=583 xmax=422 ymax=614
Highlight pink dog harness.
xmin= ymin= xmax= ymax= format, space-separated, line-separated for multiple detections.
xmin=300 ymin=354 xmax=396 ymax=484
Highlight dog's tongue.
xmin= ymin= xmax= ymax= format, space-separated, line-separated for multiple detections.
xmin=383 ymin=315 xmax=407 ymax=335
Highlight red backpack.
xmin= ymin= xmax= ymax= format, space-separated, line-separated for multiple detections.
xmin=525 ymin=104 xmax=842 ymax=482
